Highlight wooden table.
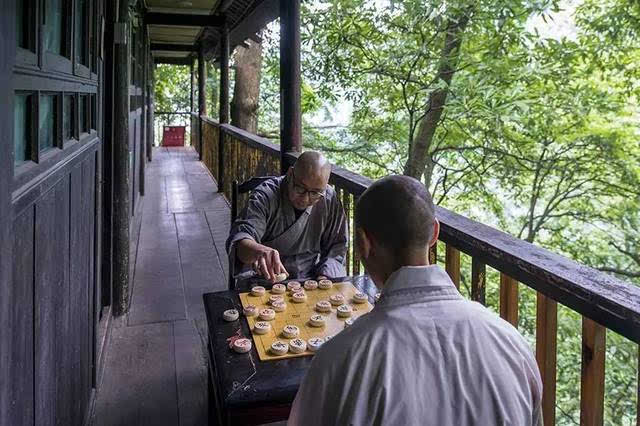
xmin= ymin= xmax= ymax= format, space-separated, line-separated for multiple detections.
xmin=203 ymin=275 xmax=378 ymax=426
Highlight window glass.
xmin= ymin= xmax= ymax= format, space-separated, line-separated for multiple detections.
xmin=75 ymin=0 xmax=87 ymax=65
xmin=14 ymin=94 xmax=31 ymax=164
xmin=16 ymin=0 xmax=25 ymax=48
xmin=79 ymin=95 xmax=88 ymax=133
xmin=39 ymin=95 xmax=57 ymax=151
xmin=64 ymin=95 xmax=75 ymax=140
xmin=44 ymin=0 xmax=64 ymax=54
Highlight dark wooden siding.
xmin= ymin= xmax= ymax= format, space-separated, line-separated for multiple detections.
xmin=10 ymin=145 xmax=98 ymax=426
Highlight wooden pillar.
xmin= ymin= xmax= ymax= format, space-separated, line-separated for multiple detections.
xmin=218 ymin=18 xmax=229 ymax=192
xmin=198 ymin=44 xmax=207 ymax=161
xmin=279 ymin=0 xmax=302 ymax=175
xmin=190 ymin=58 xmax=195 ymax=116
xmin=112 ymin=0 xmax=131 ymax=316
xmin=139 ymin=24 xmax=147 ymax=196
xmin=147 ymin=56 xmax=154 ymax=161
xmin=0 ymin=0 xmax=16 ymax=423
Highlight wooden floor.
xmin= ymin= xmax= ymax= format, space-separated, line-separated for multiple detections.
xmin=91 ymin=147 xmax=231 ymax=426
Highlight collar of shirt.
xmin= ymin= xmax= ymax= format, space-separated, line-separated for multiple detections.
xmin=378 ymin=265 xmax=461 ymax=305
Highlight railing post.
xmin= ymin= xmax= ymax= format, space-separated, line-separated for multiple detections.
xmin=218 ymin=16 xmax=229 ymax=192
xmin=341 ymin=190 xmax=351 ymax=275
xmin=536 ymin=293 xmax=557 ymax=425
xmin=500 ymin=273 xmax=518 ymax=327
xmin=198 ymin=43 xmax=206 ymax=161
xmin=471 ymin=258 xmax=485 ymax=304
xmin=445 ymin=244 xmax=460 ymax=289
xmin=280 ymin=0 xmax=302 ymax=175
xmin=428 ymin=243 xmax=437 ymax=266
xmin=580 ymin=317 xmax=606 ymax=426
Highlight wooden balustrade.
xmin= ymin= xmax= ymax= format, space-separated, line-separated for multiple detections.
xmin=199 ymin=117 xmax=640 ymax=425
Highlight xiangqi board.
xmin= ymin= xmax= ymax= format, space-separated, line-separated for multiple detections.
xmin=238 ymin=281 xmax=374 ymax=361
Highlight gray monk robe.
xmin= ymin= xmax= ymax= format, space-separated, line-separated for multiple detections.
xmin=226 ymin=175 xmax=348 ymax=279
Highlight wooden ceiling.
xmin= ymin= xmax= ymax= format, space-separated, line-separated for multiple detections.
xmin=146 ymin=0 xmax=279 ymax=61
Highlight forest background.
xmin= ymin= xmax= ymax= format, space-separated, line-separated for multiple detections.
xmin=154 ymin=0 xmax=640 ymax=424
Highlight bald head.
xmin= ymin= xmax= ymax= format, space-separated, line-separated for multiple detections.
xmin=293 ymin=151 xmax=331 ymax=181
xmin=355 ymin=175 xmax=436 ymax=257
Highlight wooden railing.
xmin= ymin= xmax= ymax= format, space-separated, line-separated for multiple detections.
xmin=199 ymin=117 xmax=640 ymax=426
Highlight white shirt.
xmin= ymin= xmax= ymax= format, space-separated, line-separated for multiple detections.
xmin=288 ymin=265 xmax=543 ymax=426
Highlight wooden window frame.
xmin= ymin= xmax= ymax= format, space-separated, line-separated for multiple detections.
xmin=73 ymin=0 xmax=91 ymax=78
xmin=62 ymin=92 xmax=78 ymax=147
xmin=41 ymin=0 xmax=73 ymax=74
xmin=14 ymin=91 xmax=38 ymax=169
xmin=16 ymin=0 xmax=39 ymax=67
xmin=38 ymin=92 xmax=62 ymax=157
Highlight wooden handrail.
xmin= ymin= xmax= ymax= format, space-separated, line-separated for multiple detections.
xmin=201 ymin=119 xmax=640 ymax=345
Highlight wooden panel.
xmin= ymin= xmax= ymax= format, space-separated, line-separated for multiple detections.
xmin=580 ymin=317 xmax=606 ymax=426
xmin=0 ymin=2 xmax=16 ymax=424
xmin=471 ymin=258 xmax=486 ymax=304
xmin=35 ymin=186 xmax=61 ymax=425
xmin=8 ymin=209 xmax=35 ymax=426
xmin=536 ymin=293 xmax=557 ymax=426
xmin=55 ymin=178 xmax=73 ymax=426
xmin=445 ymin=244 xmax=460 ymax=289
xmin=500 ymin=273 xmax=518 ymax=327
xmin=70 ymin=164 xmax=89 ymax=425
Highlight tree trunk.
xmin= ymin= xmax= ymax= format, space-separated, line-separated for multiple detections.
xmin=231 ymin=39 xmax=263 ymax=133
xmin=403 ymin=9 xmax=472 ymax=181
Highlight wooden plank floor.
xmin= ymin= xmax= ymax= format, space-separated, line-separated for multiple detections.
xmin=91 ymin=147 xmax=230 ymax=426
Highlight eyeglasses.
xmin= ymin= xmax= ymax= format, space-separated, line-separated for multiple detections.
xmin=291 ymin=169 xmax=326 ymax=200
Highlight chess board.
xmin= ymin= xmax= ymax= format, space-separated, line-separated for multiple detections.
xmin=239 ymin=281 xmax=374 ymax=361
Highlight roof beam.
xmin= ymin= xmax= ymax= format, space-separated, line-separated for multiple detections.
xmin=145 ymin=12 xmax=223 ymax=27
xmin=154 ymin=57 xmax=192 ymax=66
xmin=150 ymin=43 xmax=197 ymax=52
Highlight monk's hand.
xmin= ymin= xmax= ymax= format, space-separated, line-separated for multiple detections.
xmin=238 ymin=239 xmax=287 ymax=282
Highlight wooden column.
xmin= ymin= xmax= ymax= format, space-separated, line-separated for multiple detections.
xmin=139 ymin=24 xmax=147 ymax=196
xmin=198 ymin=43 xmax=207 ymax=161
xmin=147 ymin=56 xmax=154 ymax=161
xmin=279 ymin=0 xmax=302 ymax=175
xmin=218 ymin=17 xmax=229 ymax=192
xmin=0 ymin=0 xmax=16 ymax=423
xmin=113 ymin=0 xmax=131 ymax=316
xmin=190 ymin=58 xmax=195 ymax=115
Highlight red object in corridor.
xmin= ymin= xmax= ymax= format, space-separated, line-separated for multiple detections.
xmin=162 ymin=126 xmax=186 ymax=147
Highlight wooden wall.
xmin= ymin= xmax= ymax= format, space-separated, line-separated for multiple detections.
xmin=9 ymin=143 xmax=99 ymax=426
xmin=0 ymin=0 xmax=17 ymax=425
xmin=1 ymin=0 xmax=149 ymax=424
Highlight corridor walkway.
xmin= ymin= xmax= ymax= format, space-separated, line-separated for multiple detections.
xmin=91 ymin=147 xmax=230 ymax=426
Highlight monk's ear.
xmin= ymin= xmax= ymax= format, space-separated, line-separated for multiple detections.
xmin=355 ymin=227 xmax=372 ymax=260
xmin=429 ymin=219 xmax=440 ymax=248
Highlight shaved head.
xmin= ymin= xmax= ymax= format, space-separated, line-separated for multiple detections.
xmin=355 ymin=175 xmax=436 ymax=257
xmin=293 ymin=151 xmax=331 ymax=181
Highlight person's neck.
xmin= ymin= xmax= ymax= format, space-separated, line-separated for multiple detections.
xmin=377 ymin=250 xmax=430 ymax=287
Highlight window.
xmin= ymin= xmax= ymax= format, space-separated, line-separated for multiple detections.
xmin=90 ymin=94 xmax=96 ymax=130
xmin=39 ymin=94 xmax=59 ymax=152
xmin=63 ymin=94 xmax=75 ymax=140
xmin=16 ymin=0 xmax=36 ymax=53
xmin=75 ymin=0 xmax=88 ymax=66
xmin=44 ymin=0 xmax=65 ymax=55
xmin=79 ymin=94 xmax=89 ymax=134
xmin=14 ymin=93 xmax=33 ymax=165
